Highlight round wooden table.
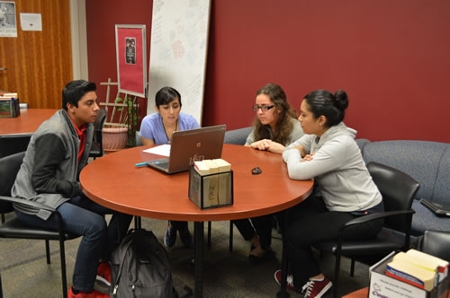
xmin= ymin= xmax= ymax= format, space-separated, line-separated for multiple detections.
xmin=80 ymin=144 xmax=314 ymax=297
xmin=0 ymin=109 xmax=57 ymax=135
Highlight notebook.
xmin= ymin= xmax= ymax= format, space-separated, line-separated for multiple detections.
xmin=146 ymin=124 xmax=226 ymax=174
xmin=420 ymin=198 xmax=450 ymax=217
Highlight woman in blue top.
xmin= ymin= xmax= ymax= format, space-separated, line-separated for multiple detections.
xmin=140 ymin=86 xmax=199 ymax=248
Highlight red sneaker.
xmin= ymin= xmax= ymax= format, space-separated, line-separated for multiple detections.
xmin=273 ymin=269 xmax=298 ymax=292
xmin=68 ymin=286 xmax=110 ymax=298
xmin=96 ymin=262 xmax=112 ymax=287
xmin=303 ymin=277 xmax=332 ymax=298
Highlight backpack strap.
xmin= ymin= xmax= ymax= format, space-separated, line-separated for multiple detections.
xmin=111 ymin=231 xmax=135 ymax=296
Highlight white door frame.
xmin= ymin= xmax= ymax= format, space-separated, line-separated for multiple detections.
xmin=69 ymin=0 xmax=88 ymax=80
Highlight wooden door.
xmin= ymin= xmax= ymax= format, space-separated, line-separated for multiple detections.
xmin=0 ymin=0 xmax=72 ymax=109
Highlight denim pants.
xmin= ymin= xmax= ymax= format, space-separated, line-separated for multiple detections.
xmin=15 ymin=194 xmax=133 ymax=292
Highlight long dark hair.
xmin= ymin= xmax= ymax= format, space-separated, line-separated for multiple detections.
xmin=252 ymin=83 xmax=298 ymax=146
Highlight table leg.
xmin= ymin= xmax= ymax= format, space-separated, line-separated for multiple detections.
xmin=194 ymin=221 xmax=204 ymax=298
xmin=277 ymin=210 xmax=290 ymax=298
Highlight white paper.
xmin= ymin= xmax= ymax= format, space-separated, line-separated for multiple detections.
xmin=20 ymin=13 xmax=42 ymax=31
xmin=142 ymin=144 xmax=171 ymax=157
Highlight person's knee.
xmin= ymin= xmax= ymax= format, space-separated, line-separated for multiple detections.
xmin=85 ymin=216 xmax=107 ymax=239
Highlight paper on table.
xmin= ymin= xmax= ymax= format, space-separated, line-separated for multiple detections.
xmin=142 ymin=144 xmax=171 ymax=157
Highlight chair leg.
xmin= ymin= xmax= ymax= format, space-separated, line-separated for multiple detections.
xmin=228 ymin=221 xmax=233 ymax=252
xmin=207 ymin=221 xmax=212 ymax=249
xmin=45 ymin=240 xmax=51 ymax=264
xmin=350 ymin=258 xmax=356 ymax=276
xmin=0 ymin=271 xmax=3 ymax=298
xmin=59 ymin=239 xmax=68 ymax=298
xmin=332 ymin=253 xmax=342 ymax=298
xmin=1 ymin=213 xmax=4 ymax=224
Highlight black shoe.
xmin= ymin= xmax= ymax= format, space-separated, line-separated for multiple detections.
xmin=248 ymin=249 xmax=275 ymax=265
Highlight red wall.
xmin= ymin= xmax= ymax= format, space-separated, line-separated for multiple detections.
xmin=86 ymin=0 xmax=450 ymax=143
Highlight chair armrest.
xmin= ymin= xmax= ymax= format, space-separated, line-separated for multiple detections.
xmin=339 ymin=209 xmax=415 ymax=232
xmin=0 ymin=195 xmax=57 ymax=213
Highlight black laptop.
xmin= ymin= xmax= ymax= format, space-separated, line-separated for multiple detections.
xmin=420 ymin=198 xmax=450 ymax=217
xmin=146 ymin=124 xmax=226 ymax=174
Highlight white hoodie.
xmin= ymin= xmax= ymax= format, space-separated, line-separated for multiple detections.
xmin=282 ymin=122 xmax=382 ymax=212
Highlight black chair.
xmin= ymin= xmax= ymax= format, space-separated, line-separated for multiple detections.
xmin=418 ymin=230 xmax=450 ymax=262
xmin=0 ymin=135 xmax=32 ymax=223
xmin=312 ymin=162 xmax=420 ymax=298
xmin=0 ymin=134 xmax=31 ymax=159
xmin=0 ymin=152 xmax=78 ymax=298
xmin=89 ymin=108 xmax=107 ymax=159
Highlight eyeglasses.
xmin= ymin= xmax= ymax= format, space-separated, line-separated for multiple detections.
xmin=252 ymin=105 xmax=274 ymax=112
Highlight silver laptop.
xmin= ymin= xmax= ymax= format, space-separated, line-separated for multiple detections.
xmin=146 ymin=124 xmax=226 ymax=174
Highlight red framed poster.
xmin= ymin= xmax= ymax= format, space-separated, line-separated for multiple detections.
xmin=115 ymin=24 xmax=147 ymax=97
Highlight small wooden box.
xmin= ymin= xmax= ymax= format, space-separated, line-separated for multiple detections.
xmin=188 ymin=166 xmax=233 ymax=209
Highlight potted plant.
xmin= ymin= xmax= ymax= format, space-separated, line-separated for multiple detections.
xmin=102 ymin=94 xmax=140 ymax=151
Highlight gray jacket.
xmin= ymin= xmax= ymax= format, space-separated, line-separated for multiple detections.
xmin=12 ymin=110 xmax=94 ymax=220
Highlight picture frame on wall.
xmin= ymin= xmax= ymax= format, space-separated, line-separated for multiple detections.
xmin=115 ymin=24 xmax=147 ymax=97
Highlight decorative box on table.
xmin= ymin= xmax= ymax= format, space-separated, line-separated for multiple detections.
xmin=0 ymin=94 xmax=20 ymax=118
xmin=188 ymin=158 xmax=233 ymax=209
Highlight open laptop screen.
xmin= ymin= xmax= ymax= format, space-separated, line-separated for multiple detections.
xmin=146 ymin=124 xmax=226 ymax=174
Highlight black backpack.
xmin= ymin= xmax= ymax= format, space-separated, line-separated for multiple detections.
xmin=110 ymin=229 xmax=175 ymax=298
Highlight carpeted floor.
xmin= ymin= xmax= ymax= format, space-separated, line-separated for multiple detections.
xmin=0 ymin=215 xmax=371 ymax=297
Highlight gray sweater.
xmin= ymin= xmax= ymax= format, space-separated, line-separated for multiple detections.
xmin=12 ymin=110 xmax=94 ymax=220
xmin=282 ymin=122 xmax=382 ymax=212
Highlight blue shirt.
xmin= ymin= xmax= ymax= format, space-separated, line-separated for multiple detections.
xmin=139 ymin=112 xmax=200 ymax=145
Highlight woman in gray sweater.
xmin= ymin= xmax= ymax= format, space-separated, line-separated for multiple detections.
xmin=274 ymin=89 xmax=383 ymax=298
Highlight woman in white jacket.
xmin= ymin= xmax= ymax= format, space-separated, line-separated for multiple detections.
xmin=273 ymin=89 xmax=384 ymax=298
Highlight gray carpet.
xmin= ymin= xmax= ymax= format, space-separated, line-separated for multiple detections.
xmin=0 ymin=214 xmax=371 ymax=297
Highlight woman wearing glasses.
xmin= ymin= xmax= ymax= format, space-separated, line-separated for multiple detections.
xmin=234 ymin=83 xmax=304 ymax=264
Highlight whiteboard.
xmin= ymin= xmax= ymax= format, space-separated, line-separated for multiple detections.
xmin=147 ymin=0 xmax=211 ymax=125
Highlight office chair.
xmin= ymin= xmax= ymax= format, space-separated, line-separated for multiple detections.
xmin=312 ymin=162 xmax=420 ymax=298
xmin=89 ymin=108 xmax=107 ymax=159
xmin=0 ymin=134 xmax=32 ymax=159
xmin=0 ymin=135 xmax=32 ymax=223
xmin=0 ymin=152 xmax=78 ymax=298
xmin=418 ymin=230 xmax=450 ymax=262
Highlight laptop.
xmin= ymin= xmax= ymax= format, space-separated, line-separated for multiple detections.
xmin=146 ymin=124 xmax=226 ymax=174
xmin=420 ymin=198 xmax=450 ymax=217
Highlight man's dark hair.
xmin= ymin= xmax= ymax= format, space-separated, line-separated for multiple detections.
xmin=62 ymin=80 xmax=96 ymax=110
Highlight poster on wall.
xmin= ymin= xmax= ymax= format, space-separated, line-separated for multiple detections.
xmin=115 ymin=24 xmax=147 ymax=97
xmin=0 ymin=1 xmax=17 ymax=37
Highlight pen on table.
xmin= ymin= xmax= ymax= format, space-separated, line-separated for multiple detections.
xmin=135 ymin=162 xmax=147 ymax=167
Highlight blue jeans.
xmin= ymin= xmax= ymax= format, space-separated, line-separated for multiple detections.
xmin=15 ymin=194 xmax=133 ymax=292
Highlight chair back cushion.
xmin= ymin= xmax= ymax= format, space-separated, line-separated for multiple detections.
xmin=420 ymin=230 xmax=450 ymax=262
xmin=0 ymin=151 xmax=25 ymax=212
xmin=367 ymin=162 xmax=420 ymax=232
xmin=0 ymin=135 xmax=31 ymax=158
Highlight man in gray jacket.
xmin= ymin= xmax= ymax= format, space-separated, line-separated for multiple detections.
xmin=12 ymin=80 xmax=132 ymax=298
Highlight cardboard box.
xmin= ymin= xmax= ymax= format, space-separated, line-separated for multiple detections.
xmin=188 ymin=166 xmax=233 ymax=209
xmin=369 ymin=251 xmax=449 ymax=298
